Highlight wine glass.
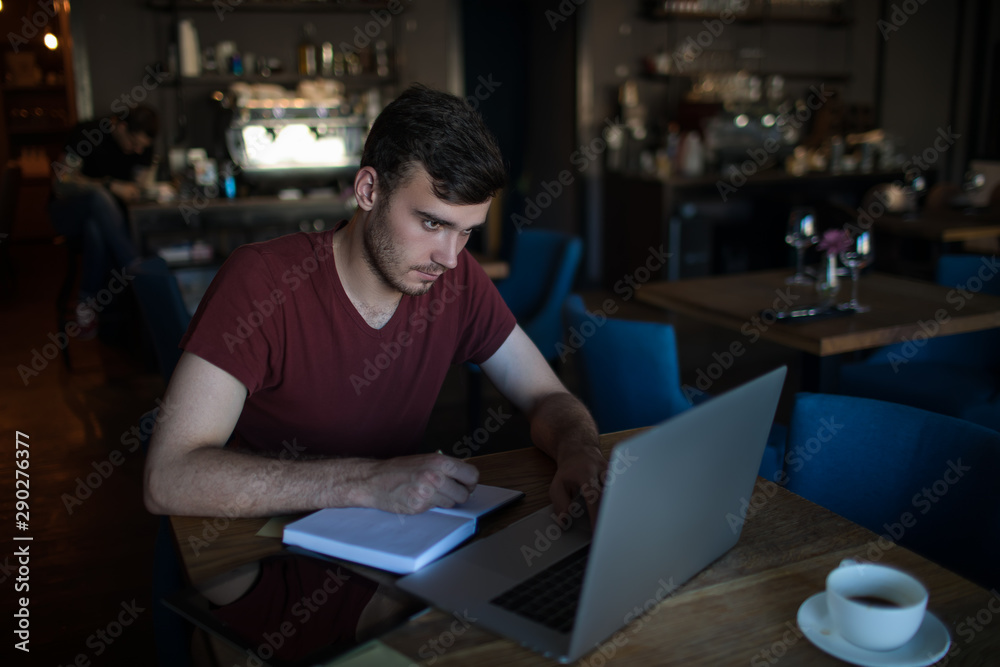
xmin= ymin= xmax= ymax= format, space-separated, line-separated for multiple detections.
xmin=839 ymin=231 xmax=874 ymax=313
xmin=785 ymin=207 xmax=818 ymax=285
xmin=963 ymin=169 xmax=987 ymax=209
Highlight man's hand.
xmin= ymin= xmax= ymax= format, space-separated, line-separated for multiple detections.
xmin=363 ymin=453 xmax=479 ymax=514
xmin=108 ymin=180 xmax=142 ymax=202
xmin=550 ymin=444 xmax=607 ymax=528
xmin=477 ymin=326 xmax=607 ymax=525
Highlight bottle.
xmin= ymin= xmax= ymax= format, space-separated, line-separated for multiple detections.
xmin=680 ymin=132 xmax=705 ymax=177
xmin=230 ymin=51 xmax=244 ymax=77
xmin=375 ymin=40 xmax=390 ymax=77
xmin=178 ymin=20 xmax=201 ymax=77
xmin=222 ymin=163 xmax=237 ymax=199
xmin=320 ymin=42 xmax=334 ymax=77
xmin=298 ymin=23 xmax=317 ymax=77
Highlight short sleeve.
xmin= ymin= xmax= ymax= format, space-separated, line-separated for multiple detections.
xmin=181 ymin=246 xmax=286 ymax=395
xmin=450 ymin=253 xmax=517 ymax=365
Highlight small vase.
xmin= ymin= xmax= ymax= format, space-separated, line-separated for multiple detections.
xmin=816 ymin=254 xmax=840 ymax=303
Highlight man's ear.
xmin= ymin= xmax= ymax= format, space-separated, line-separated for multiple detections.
xmin=354 ymin=166 xmax=379 ymax=212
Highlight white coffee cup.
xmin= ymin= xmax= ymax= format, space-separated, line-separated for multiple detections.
xmin=826 ymin=560 xmax=928 ymax=651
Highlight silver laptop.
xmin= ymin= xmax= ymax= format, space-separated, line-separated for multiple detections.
xmin=398 ymin=366 xmax=786 ymax=663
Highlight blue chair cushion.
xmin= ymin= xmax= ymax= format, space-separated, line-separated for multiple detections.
xmin=758 ymin=422 xmax=787 ymax=483
xmin=496 ymin=231 xmax=582 ymax=362
xmin=785 ymin=392 xmax=1000 ymax=589
xmin=839 ymin=362 xmax=998 ymax=419
xmin=862 ymin=329 xmax=1000 ymax=371
xmin=959 ymin=399 xmax=1000 ymax=432
xmin=563 ymin=295 xmax=691 ymax=433
xmin=132 ymin=257 xmax=196 ymax=382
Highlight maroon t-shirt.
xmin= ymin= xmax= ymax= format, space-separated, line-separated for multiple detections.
xmin=181 ymin=228 xmax=516 ymax=458
xmin=211 ymin=555 xmax=379 ymax=662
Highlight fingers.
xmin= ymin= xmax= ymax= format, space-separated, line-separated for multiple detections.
xmin=386 ymin=454 xmax=480 ymax=514
xmin=436 ymin=454 xmax=478 ymax=491
xmin=411 ymin=471 xmax=471 ymax=506
xmin=550 ymin=479 xmax=574 ymax=517
xmin=583 ymin=487 xmax=601 ymax=530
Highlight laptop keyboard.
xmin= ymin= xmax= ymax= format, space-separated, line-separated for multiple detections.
xmin=489 ymin=547 xmax=590 ymax=634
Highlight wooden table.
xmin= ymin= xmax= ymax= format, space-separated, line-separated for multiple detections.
xmin=874 ymin=211 xmax=1000 ymax=279
xmin=469 ymin=250 xmax=509 ymax=280
xmin=876 ymin=211 xmax=1000 ymax=244
xmin=170 ymin=432 xmax=998 ymax=665
xmin=634 ymin=268 xmax=1000 ymax=390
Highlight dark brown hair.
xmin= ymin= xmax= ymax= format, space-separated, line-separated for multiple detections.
xmin=360 ymin=84 xmax=506 ymax=204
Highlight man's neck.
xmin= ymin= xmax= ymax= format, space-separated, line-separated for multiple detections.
xmin=332 ymin=213 xmax=402 ymax=329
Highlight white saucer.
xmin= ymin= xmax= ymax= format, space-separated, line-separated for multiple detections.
xmin=796 ymin=593 xmax=951 ymax=667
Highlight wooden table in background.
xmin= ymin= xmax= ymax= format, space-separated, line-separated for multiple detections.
xmin=170 ymin=431 xmax=998 ymax=665
xmin=635 ymin=268 xmax=1000 ymax=390
xmin=469 ymin=250 xmax=509 ymax=280
xmin=875 ymin=211 xmax=1000 ymax=279
xmin=876 ymin=211 xmax=1000 ymax=245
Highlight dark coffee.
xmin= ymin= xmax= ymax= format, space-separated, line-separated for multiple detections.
xmin=847 ymin=595 xmax=902 ymax=608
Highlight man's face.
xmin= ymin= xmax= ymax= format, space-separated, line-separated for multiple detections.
xmin=113 ymin=123 xmax=152 ymax=155
xmin=362 ymin=166 xmax=491 ymax=297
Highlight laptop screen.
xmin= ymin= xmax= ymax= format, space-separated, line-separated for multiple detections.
xmin=165 ymin=553 xmax=426 ymax=666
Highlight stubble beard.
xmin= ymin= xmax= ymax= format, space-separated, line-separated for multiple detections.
xmin=362 ymin=195 xmax=437 ymax=297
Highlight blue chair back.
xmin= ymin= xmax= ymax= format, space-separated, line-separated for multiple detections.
xmin=563 ymin=294 xmax=692 ymax=433
xmin=784 ymin=392 xmax=1000 ymax=589
xmin=132 ymin=257 xmax=193 ymax=382
xmin=496 ymin=230 xmax=582 ymax=361
xmin=864 ymin=254 xmax=1000 ymax=370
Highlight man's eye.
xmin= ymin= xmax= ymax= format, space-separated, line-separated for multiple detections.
xmin=423 ymin=220 xmax=441 ymax=230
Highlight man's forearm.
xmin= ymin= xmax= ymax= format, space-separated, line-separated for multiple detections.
xmin=51 ymin=172 xmax=105 ymax=198
xmin=528 ymin=391 xmax=601 ymax=462
xmin=528 ymin=392 xmax=607 ymax=521
xmin=144 ymin=445 xmax=381 ymax=517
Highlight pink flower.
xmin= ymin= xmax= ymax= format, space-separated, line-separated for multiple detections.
xmin=817 ymin=228 xmax=852 ymax=256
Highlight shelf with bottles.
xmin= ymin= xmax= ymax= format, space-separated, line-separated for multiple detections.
xmin=162 ymin=71 xmax=395 ymax=89
xmin=640 ymin=69 xmax=850 ymax=85
xmin=4 ymin=104 xmax=71 ymax=134
xmin=146 ymin=0 xmax=402 ymax=13
xmin=644 ymin=0 xmax=851 ymax=24
xmin=166 ymin=16 xmax=396 ymax=90
xmin=639 ymin=0 xmax=854 ymax=87
xmin=2 ymin=83 xmax=69 ymax=93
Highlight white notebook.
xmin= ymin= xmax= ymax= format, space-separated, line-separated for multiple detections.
xmin=282 ymin=485 xmax=524 ymax=574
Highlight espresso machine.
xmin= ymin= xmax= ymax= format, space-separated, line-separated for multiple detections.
xmin=221 ymin=80 xmax=376 ymax=189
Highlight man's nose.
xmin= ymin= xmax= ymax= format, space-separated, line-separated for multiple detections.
xmin=431 ymin=232 xmax=463 ymax=270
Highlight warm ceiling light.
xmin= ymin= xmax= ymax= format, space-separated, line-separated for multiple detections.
xmin=44 ymin=33 xmax=58 ymax=49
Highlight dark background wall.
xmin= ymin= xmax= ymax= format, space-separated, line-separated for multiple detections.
xmin=463 ymin=0 xmax=579 ymax=259
xmin=63 ymin=0 xmax=1000 ymax=281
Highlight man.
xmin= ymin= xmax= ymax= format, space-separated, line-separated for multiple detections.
xmin=144 ymin=85 xmax=605 ymax=523
xmin=50 ymin=105 xmax=158 ymax=337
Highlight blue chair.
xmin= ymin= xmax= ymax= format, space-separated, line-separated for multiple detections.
xmin=838 ymin=254 xmax=1000 ymax=430
xmin=784 ymin=392 xmax=1000 ymax=590
xmin=495 ymin=230 xmax=583 ymax=361
xmin=563 ymin=294 xmax=692 ymax=433
xmin=465 ymin=231 xmax=581 ymax=426
xmin=132 ymin=257 xmax=194 ymax=383
xmin=563 ymin=295 xmax=786 ymax=480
